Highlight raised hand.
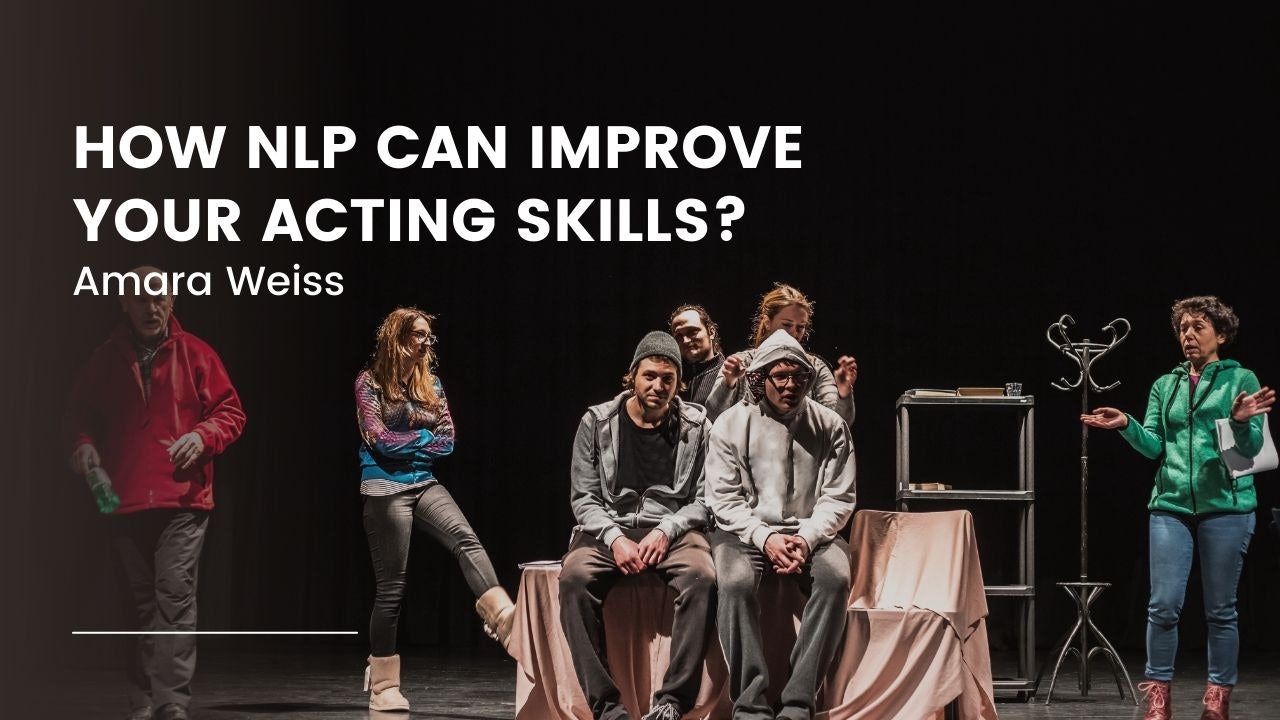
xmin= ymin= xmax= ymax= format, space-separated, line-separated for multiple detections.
xmin=1081 ymin=407 xmax=1129 ymax=430
xmin=1231 ymin=386 xmax=1276 ymax=423
xmin=721 ymin=355 xmax=746 ymax=388
xmin=834 ymin=355 xmax=858 ymax=397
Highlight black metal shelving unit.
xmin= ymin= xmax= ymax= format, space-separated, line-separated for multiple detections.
xmin=895 ymin=391 xmax=1036 ymax=700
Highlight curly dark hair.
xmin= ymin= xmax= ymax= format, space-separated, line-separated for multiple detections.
xmin=1170 ymin=295 xmax=1239 ymax=344
xmin=668 ymin=303 xmax=722 ymax=355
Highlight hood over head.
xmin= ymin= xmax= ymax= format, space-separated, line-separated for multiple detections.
xmin=747 ymin=329 xmax=813 ymax=374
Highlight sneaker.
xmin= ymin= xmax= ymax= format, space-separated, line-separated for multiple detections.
xmin=153 ymin=704 xmax=189 ymax=720
xmin=640 ymin=703 xmax=681 ymax=720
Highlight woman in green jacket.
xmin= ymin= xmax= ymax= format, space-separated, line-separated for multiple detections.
xmin=1083 ymin=296 xmax=1274 ymax=720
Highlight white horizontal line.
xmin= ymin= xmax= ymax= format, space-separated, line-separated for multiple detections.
xmin=73 ymin=631 xmax=359 ymax=636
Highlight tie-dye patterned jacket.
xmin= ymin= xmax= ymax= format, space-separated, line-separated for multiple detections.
xmin=355 ymin=369 xmax=455 ymax=486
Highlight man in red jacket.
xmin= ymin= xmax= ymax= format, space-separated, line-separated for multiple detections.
xmin=67 ymin=267 xmax=245 ymax=720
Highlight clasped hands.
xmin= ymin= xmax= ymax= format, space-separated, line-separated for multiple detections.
xmin=763 ymin=532 xmax=810 ymax=575
xmin=610 ymin=529 xmax=671 ymax=574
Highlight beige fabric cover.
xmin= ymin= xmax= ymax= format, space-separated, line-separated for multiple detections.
xmin=512 ymin=510 xmax=997 ymax=720
xmin=821 ymin=509 xmax=997 ymax=719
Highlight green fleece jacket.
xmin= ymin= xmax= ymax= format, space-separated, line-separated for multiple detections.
xmin=1119 ymin=359 xmax=1264 ymax=515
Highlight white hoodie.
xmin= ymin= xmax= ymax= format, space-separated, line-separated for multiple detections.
xmin=705 ymin=330 xmax=857 ymax=551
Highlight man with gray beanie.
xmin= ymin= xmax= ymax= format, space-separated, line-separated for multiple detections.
xmin=560 ymin=331 xmax=717 ymax=720
xmin=706 ymin=328 xmax=856 ymax=720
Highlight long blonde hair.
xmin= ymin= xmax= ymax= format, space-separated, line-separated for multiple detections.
xmin=368 ymin=307 xmax=443 ymax=411
xmin=750 ymin=283 xmax=814 ymax=347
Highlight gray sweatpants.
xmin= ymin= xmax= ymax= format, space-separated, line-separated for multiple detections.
xmin=711 ymin=530 xmax=851 ymax=720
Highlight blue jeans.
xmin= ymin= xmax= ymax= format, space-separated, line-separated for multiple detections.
xmin=1146 ymin=511 xmax=1255 ymax=685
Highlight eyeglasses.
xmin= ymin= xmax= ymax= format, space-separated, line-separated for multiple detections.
xmin=766 ymin=371 xmax=811 ymax=388
xmin=409 ymin=330 xmax=437 ymax=346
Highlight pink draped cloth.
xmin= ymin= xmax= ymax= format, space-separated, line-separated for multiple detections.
xmin=512 ymin=510 xmax=997 ymax=719
xmin=821 ymin=509 xmax=998 ymax=720
xmin=510 ymin=565 xmax=730 ymax=719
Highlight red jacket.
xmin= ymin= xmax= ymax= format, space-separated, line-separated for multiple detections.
xmin=67 ymin=315 xmax=246 ymax=513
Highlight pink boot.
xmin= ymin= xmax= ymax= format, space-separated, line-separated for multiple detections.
xmin=1138 ymin=679 xmax=1171 ymax=720
xmin=1201 ymin=681 xmax=1231 ymax=720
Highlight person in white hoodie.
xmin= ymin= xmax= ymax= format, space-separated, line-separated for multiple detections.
xmin=705 ymin=328 xmax=856 ymax=720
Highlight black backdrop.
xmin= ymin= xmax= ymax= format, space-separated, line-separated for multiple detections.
xmin=5 ymin=4 xmax=1279 ymax=691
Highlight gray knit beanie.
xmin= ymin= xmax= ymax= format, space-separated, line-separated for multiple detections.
xmin=630 ymin=331 xmax=682 ymax=378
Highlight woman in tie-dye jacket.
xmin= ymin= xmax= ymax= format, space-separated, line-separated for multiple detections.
xmin=354 ymin=307 xmax=515 ymax=712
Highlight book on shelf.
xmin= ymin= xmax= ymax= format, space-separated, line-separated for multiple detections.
xmin=909 ymin=483 xmax=954 ymax=491
xmin=956 ymin=387 xmax=1004 ymax=397
xmin=907 ymin=387 xmax=1005 ymax=398
xmin=907 ymin=388 xmax=958 ymax=397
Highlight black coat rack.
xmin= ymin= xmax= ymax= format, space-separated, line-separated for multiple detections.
xmin=1038 ymin=314 xmax=1137 ymax=705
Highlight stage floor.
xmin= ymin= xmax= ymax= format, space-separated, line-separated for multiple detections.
xmin=56 ymin=643 xmax=1280 ymax=719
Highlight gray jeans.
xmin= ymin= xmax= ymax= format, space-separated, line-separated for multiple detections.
xmin=712 ymin=530 xmax=851 ymax=720
xmin=110 ymin=509 xmax=210 ymax=712
xmin=362 ymin=483 xmax=501 ymax=655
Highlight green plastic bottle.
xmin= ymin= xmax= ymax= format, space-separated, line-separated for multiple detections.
xmin=86 ymin=467 xmax=120 ymax=514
